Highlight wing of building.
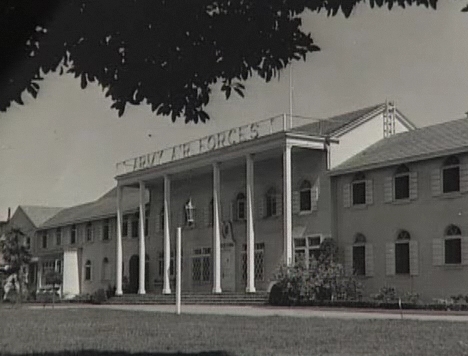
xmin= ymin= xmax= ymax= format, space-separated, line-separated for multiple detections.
xmin=20 ymin=101 xmax=425 ymax=299
xmin=330 ymin=117 xmax=468 ymax=300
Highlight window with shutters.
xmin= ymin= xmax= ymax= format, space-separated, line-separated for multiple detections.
xmin=55 ymin=228 xmax=62 ymax=246
xmin=122 ymin=216 xmax=128 ymax=237
xmin=84 ymin=260 xmax=92 ymax=281
xmin=442 ymin=156 xmax=460 ymax=194
xmin=70 ymin=225 xmax=77 ymax=245
xmin=42 ymin=231 xmax=48 ymax=249
xmin=294 ymin=236 xmax=322 ymax=268
xmin=394 ymin=165 xmax=410 ymax=200
xmin=131 ymin=214 xmax=139 ymax=238
xmin=444 ymin=224 xmax=462 ymax=264
xmin=395 ymin=230 xmax=410 ymax=274
xmin=353 ymin=233 xmax=366 ymax=275
xmin=86 ymin=222 xmax=93 ymax=242
xmin=352 ymin=173 xmax=366 ymax=205
xmin=236 ymin=193 xmax=246 ymax=221
xmin=265 ymin=188 xmax=277 ymax=217
xmin=299 ymin=180 xmax=312 ymax=211
xmin=103 ymin=219 xmax=110 ymax=241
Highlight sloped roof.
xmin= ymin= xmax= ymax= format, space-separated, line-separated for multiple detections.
xmin=40 ymin=187 xmax=147 ymax=229
xmin=331 ymin=118 xmax=468 ymax=175
xmin=292 ymin=103 xmax=386 ymax=136
xmin=18 ymin=206 xmax=64 ymax=228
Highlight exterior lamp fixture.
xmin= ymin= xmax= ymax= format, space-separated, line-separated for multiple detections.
xmin=185 ymin=198 xmax=195 ymax=225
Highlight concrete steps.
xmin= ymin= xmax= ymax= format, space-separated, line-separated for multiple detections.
xmin=107 ymin=292 xmax=269 ymax=305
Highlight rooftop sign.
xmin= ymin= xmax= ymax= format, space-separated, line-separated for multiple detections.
xmin=116 ymin=114 xmax=320 ymax=175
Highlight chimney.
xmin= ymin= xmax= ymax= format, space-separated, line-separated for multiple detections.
xmin=7 ymin=207 xmax=11 ymax=222
xmin=465 ymin=111 xmax=468 ymax=119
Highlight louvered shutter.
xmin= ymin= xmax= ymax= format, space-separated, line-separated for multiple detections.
xmin=409 ymin=241 xmax=419 ymax=276
xmin=343 ymin=184 xmax=351 ymax=208
xmin=154 ymin=211 xmax=161 ymax=232
xmin=409 ymin=171 xmax=418 ymax=200
xmin=460 ymin=164 xmax=468 ymax=193
xmin=311 ymin=187 xmax=319 ymax=212
xmin=462 ymin=237 xmax=468 ymax=265
xmin=275 ymin=194 xmax=283 ymax=216
xmin=95 ymin=223 xmax=102 ymax=241
xmin=385 ymin=243 xmax=395 ymax=276
xmin=365 ymin=244 xmax=374 ymax=277
xmin=365 ymin=180 xmax=373 ymax=205
xmin=384 ymin=176 xmax=393 ymax=203
xmin=292 ymin=191 xmax=300 ymax=214
xmin=257 ymin=197 xmax=265 ymax=219
xmin=203 ymin=207 xmax=210 ymax=227
xmin=431 ymin=169 xmax=441 ymax=197
xmin=432 ymin=238 xmax=444 ymax=266
xmin=344 ymin=246 xmax=353 ymax=275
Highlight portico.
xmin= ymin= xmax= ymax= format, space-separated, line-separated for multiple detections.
xmin=114 ymin=115 xmax=332 ymax=295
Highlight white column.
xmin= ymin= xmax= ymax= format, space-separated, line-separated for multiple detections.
xmin=212 ymin=163 xmax=222 ymax=293
xmin=246 ymin=154 xmax=256 ymax=293
xmin=115 ymin=185 xmax=123 ymax=295
xmin=138 ymin=181 xmax=146 ymax=295
xmin=283 ymin=143 xmax=293 ymax=266
xmin=176 ymin=227 xmax=182 ymax=315
xmin=163 ymin=175 xmax=172 ymax=294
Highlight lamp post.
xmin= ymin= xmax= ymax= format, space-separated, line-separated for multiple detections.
xmin=185 ymin=198 xmax=195 ymax=226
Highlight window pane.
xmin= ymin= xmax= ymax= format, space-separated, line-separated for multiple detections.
xmin=294 ymin=238 xmax=306 ymax=247
xmin=395 ymin=243 xmax=410 ymax=274
xmin=443 ymin=167 xmax=460 ymax=193
xmin=300 ymin=190 xmax=312 ymax=211
xmin=352 ymin=182 xmax=366 ymax=205
xmin=445 ymin=238 xmax=462 ymax=264
xmin=394 ymin=175 xmax=410 ymax=200
xmin=308 ymin=237 xmax=321 ymax=247
xmin=353 ymin=245 xmax=366 ymax=275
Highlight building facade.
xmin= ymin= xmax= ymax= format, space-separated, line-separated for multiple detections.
xmin=331 ymin=118 xmax=468 ymax=300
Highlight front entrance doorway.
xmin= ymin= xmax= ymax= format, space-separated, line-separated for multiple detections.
xmin=129 ymin=254 xmax=149 ymax=293
xmin=221 ymin=221 xmax=236 ymax=291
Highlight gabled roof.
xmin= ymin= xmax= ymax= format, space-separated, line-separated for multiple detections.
xmin=17 ymin=206 xmax=64 ymax=228
xmin=292 ymin=103 xmax=416 ymax=137
xmin=330 ymin=118 xmax=468 ymax=175
xmin=40 ymin=187 xmax=147 ymax=230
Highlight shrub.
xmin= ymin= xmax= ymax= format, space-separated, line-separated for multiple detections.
xmin=91 ymin=289 xmax=107 ymax=304
xmin=270 ymin=239 xmax=362 ymax=305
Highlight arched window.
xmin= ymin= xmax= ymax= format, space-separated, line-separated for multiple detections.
xmin=352 ymin=173 xmax=366 ymax=205
xmin=353 ymin=233 xmax=366 ymax=275
xmin=85 ymin=260 xmax=92 ymax=281
xmin=444 ymin=224 xmax=462 ymax=264
xmin=394 ymin=165 xmax=410 ymax=200
xmin=299 ymin=181 xmax=312 ymax=211
xmin=266 ymin=188 xmax=277 ymax=217
xmin=102 ymin=257 xmax=110 ymax=281
xmin=236 ymin=193 xmax=246 ymax=220
xmin=395 ymin=230 xmax=410 ymax=274
xmin=442 ymin=156 xmax=460 ymax=193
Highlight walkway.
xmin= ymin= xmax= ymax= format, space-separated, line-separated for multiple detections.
xmin=27 ymin=303 xmax=468 ymax=322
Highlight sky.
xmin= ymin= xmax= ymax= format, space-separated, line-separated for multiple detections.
xmin=1 ymin=2 xmax=468 ymax=220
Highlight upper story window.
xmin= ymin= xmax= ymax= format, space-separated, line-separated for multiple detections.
xmin=442 ymin=156 xmax=460 ymax=193
xmin=299 ymin=181 xmax=312 ymax=212
xmin=444 ymin=224 xmax=462 ymax=264
xmin=70 ymin=225 xmax=77 ymax=245
xmin=394 ymin=165 xmax=410 ymax=200
xmin=42 ymin=231 xmax=48 ymax=249
xmin=131 ymin=213 xmax=139 ymax=238
xmin=122 ymin=216 xmax=128 ymax=237
xmin=236 ymin=193 xmax=246 ymax=221
xmin=145 ymin=208 xmax=149 ymax=236
xmin=352 ymin=173 xmax=366 ymax=205
xmin=86 ymin=222 xmax=93 ymax=242
xmin=103 ymin=219 xmax=110 ymax=241
xmin=266 ymin=188 xmax=277 ymax=217
xmin=159 ymin=208 xmax=165 ymax=232
xmin=55 ymin=228 xmax=62 ymax=246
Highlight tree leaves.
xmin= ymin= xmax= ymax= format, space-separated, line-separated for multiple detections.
xmin=0 ymin=0 xmax=442 ymax=123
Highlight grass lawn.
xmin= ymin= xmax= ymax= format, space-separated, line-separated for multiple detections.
xmin=1 ymin=306 xmax=468 ymax=356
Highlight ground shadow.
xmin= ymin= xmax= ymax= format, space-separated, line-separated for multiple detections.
xmin=1 ymin=351 xmax=236 ymax=356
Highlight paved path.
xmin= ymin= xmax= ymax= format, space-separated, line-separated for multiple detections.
xmin=27 ymin=303 xmax=468 ymax=322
